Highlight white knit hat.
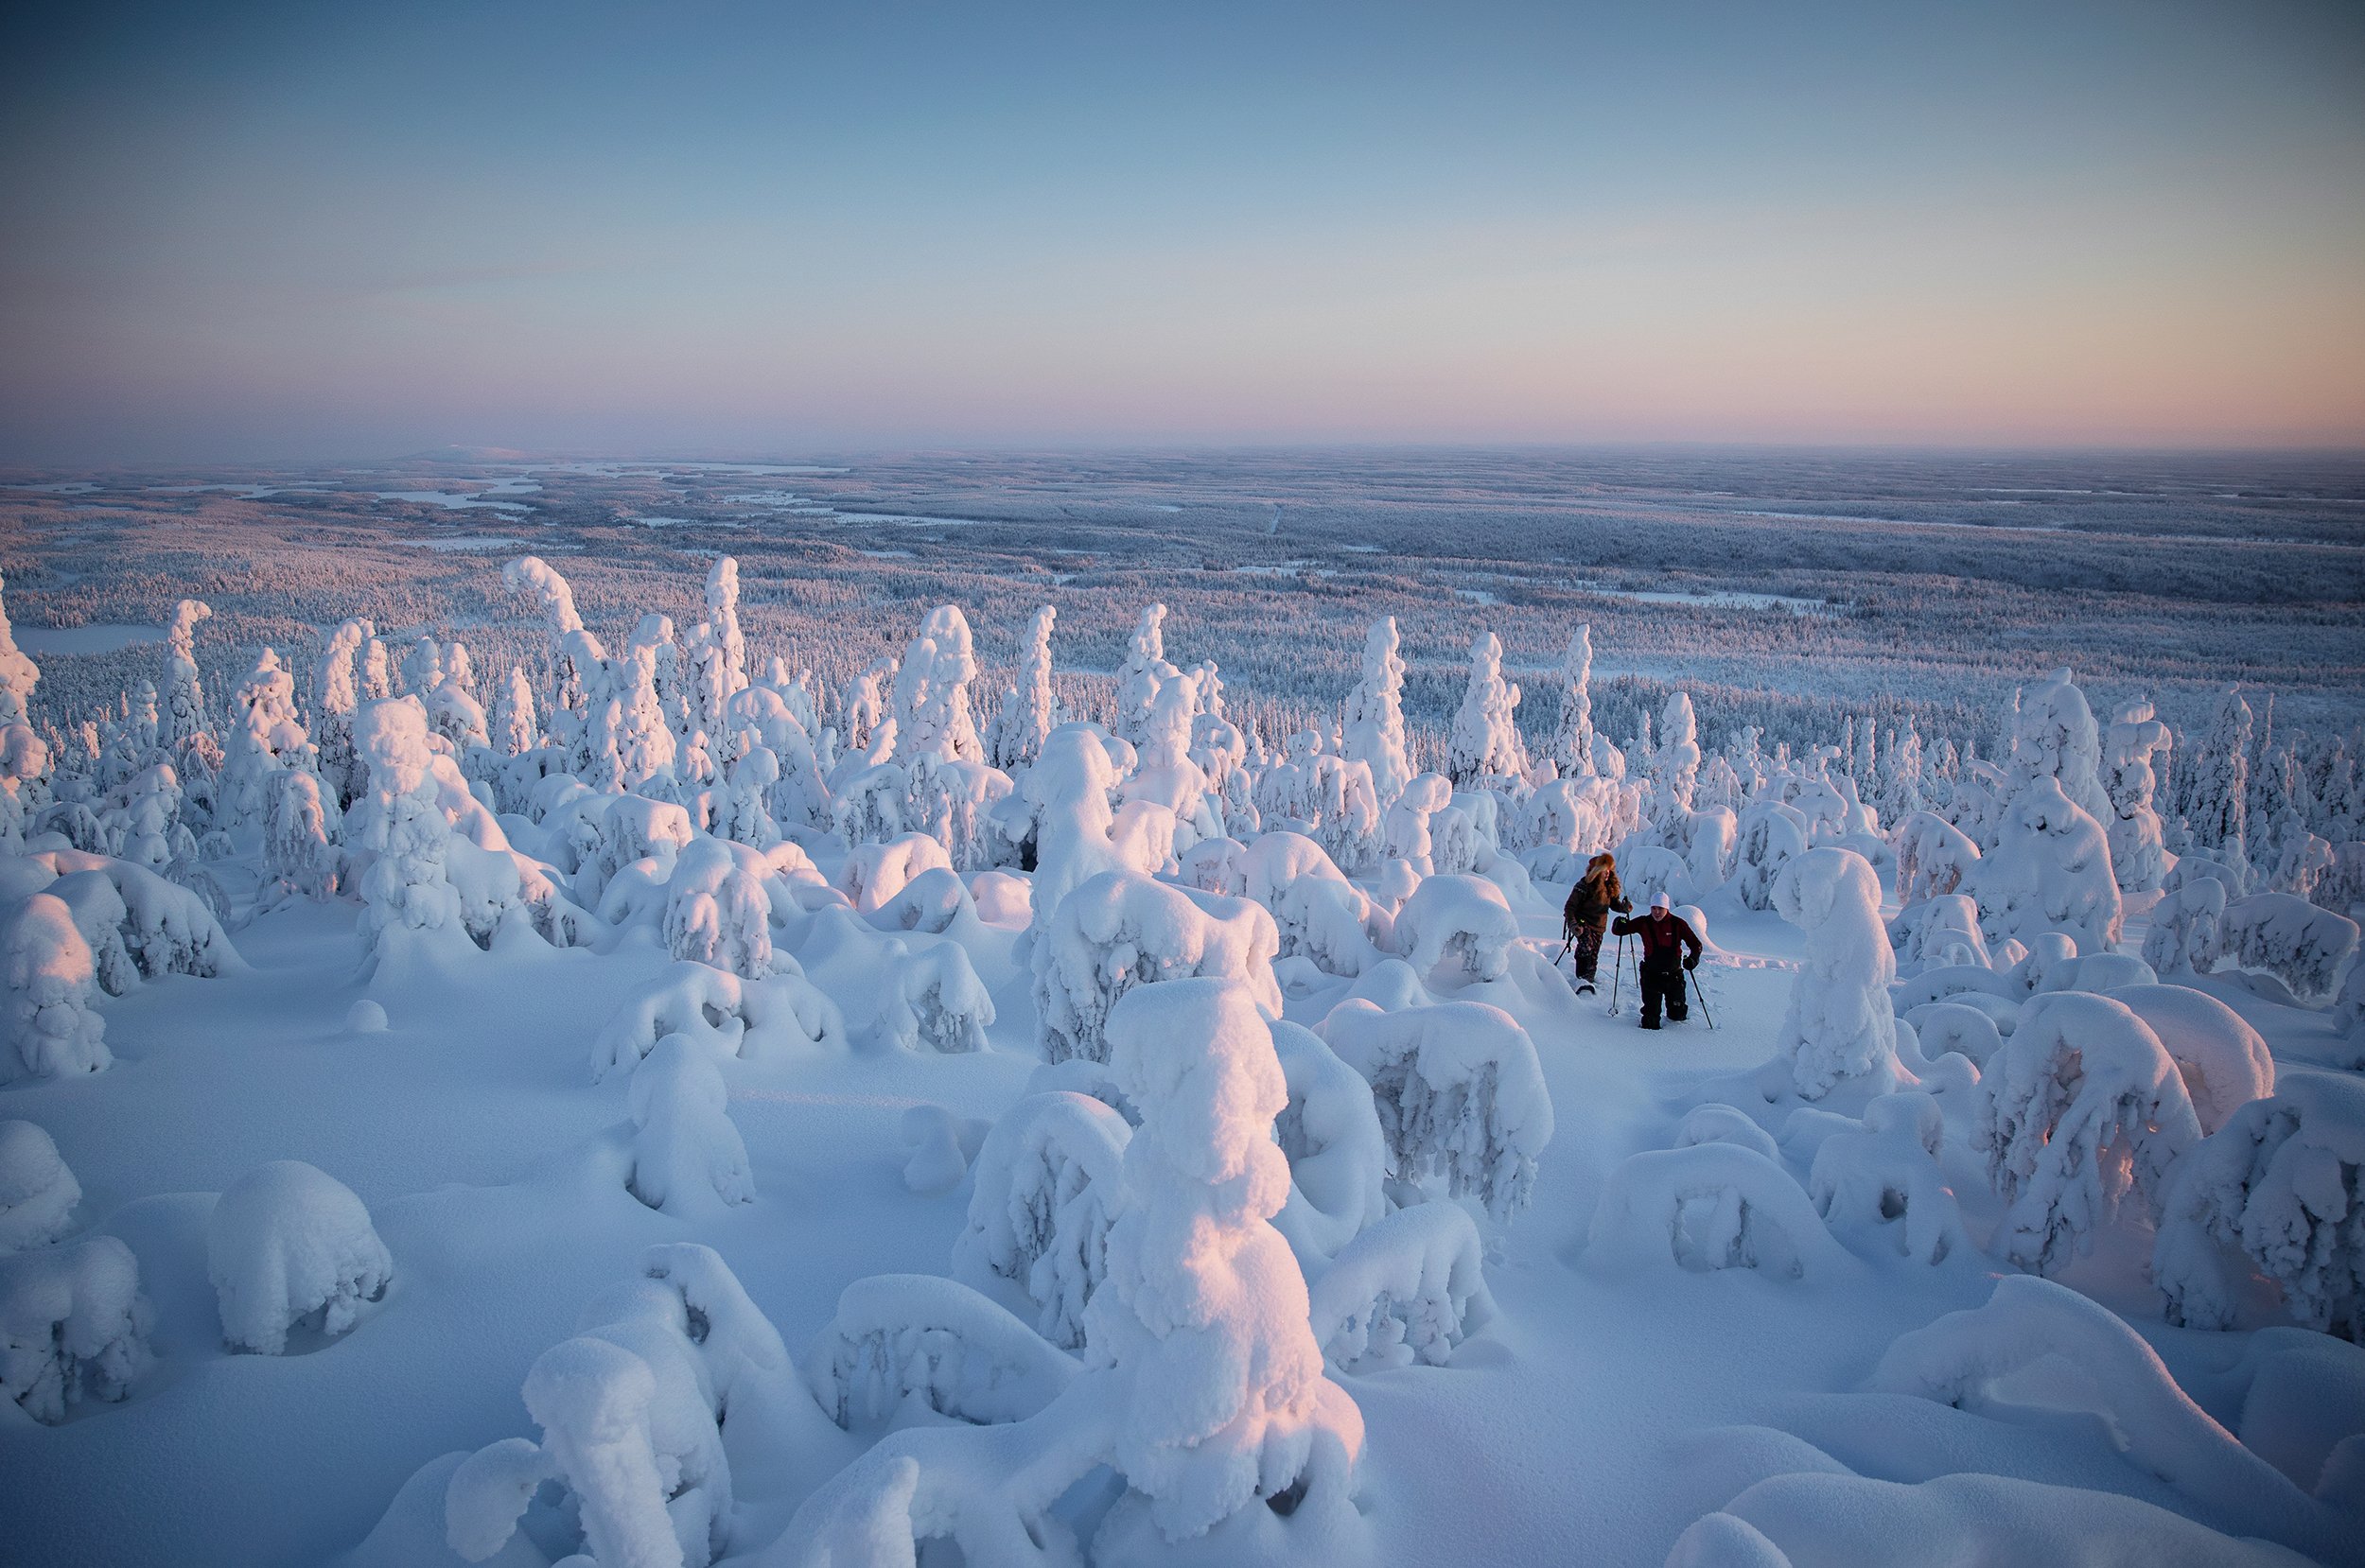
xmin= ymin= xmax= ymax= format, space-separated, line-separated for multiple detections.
xmin=1652 ymin=891 xmax=1672 ymax=910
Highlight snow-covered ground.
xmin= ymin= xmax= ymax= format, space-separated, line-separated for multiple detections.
xmin=1 ymin=551 xmax=2361 ymax=1568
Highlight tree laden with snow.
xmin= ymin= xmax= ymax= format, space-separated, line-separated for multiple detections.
xmin=1973 ymin=991 xmax=2204 ymax=1276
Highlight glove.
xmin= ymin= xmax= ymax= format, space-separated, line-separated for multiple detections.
xmin=1683 ymin=954 xmax=1698 ymax=971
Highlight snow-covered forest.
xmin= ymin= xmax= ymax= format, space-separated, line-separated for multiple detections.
xmin=3 ymin=452 xmax=2364 ymax=1568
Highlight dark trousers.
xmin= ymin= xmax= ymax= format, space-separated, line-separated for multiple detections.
xmin=1572 ymin=924 xmax=1605 ymax=983
xmin=1640 ymin=964 xmax=1687 ymax=1023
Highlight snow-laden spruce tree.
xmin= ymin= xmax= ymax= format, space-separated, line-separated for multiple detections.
xmin=490 ymin=665 xmax=537 ymax=756
xmin=1004 ymin=724 xmax=1174 ymax=934
xmin=2103 ymin=696 xmax=2172 ymax=894
xmin=0 ymin=572 xmax=37 ymax=728
xmin=351 ymin=698 xmax=465 ymax=973
xmin=1123 ymin=675 xmax=1221 ymax=852
xmin=1763 ymin=846 xmax=1903 ymax=1103
xmin=1083 ymin=976 xmax=1366 ymax=1556
xmin=2181 ymin=687 xmax=2254 ymax=873
xmin=688 ymin=556 xmax=750 ymax=740
xmin=219 ymin=649 xmax=313 ymax=837
xmin=893 ymin=603 xmax=986 ymax=765
xmin=1112 ymin=602 xmax=1179 ymax=746
xmin=311 ymin=618 xmax=373 ymax=806
xmin=1648 ymin=689 xmax=1702 ymax=825
xmin=260 ymin=768 xmax=342 ymax=903
xmin=2005 ymin=668 xmax=2112 ymax=834
xmin=503 ymin=555 xmax=611 ymax=775
xmin=1546 ymin=623 xmax=1597 ymax=779
xmin=1321 ymin=997 xmax=1552 ymax=1221
xmin=1975 ymin=991 xmax=2202 ymax=1276
xmin=1445 ymin=631 xmax=1525 ymax=789
xmin=1340 ymin=617 xmax=1412 ymax=809
xmin=160 ymin=599 xmax=212 ymax=754
xmin=1 ymin=893 xmax=111 ymax=1083
xmin=1034 ymin=869 xmax=1280 ymax=1065
xmin=2152 ymin=1070 xmax=2364 ymax=1335
xmin=988 ymin=604 xmax=1059 ymax=771
xmin=1973 ymin=775 xmax=2123 ymax=955
xmin=207 ymin=1159 xmax=392 ymax=1355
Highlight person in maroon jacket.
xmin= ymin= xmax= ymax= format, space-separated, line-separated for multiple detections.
xmin=1611 ymin=892 xmax=1703 ymax=1030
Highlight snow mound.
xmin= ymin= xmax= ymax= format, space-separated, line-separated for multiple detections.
xmin=0 ymin=1119 xmax=79 ymax=1251
xmin=805 ymin=1272 xmax=1081 ymax=1429
xmin=1390 ymin=872 xmax=1520 ymax=985
xmin=0 ymin=1234 xmax=150 ymax=1422
xmin=626 ymin=1037 xmax=755 ymax=1214
xmin=208 ymin=1159 xmax=393 ymax=1355
xmin=1586 ymin=1142 xmax=1850 ymax=1281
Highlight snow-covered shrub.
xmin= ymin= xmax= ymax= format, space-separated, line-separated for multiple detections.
xmin=1584 ymin=1141 xmax=1849 ymax=1281
xmin=97 ymin=760 xmax=193 ymax=871
xmin=1271 ymin=873 xmax=1388 ymax=981
xmin=2 ymin=891 xmax=110 ymax=1082
xmin=1887 ymin=893 xmax=1988 ymax=975
xmin=0 ymin=1120 xmax=79 ymax=1251
xmin=836 ymin=830 xmax=955 ymax=915
xmin=1032 ymin=870 xmax=1279 ymax=1066
xmin=1891 ymin=810 xmax=1979 ymax=904
xmin=1869 ymin=1274 xmax=2340 ymax=1561
xmin=2216 ymin=892 xmax=2358 ymax=1003
xmin=1764 ymin=847 xmax=1901 ymax=1103
xmin=1971 ymin=991 xmax=2203 ymax=1275
xmin=1322 ymin=998 xmax=1552 ymax=1221
xmin=2145 ymin=870 xmax=2228 ymax=976
xmin=1731 ymin=799 xmax=1810 ymax=911
xmin=1270 ymin=1019 xmax=1388 ymax=1262
xmin=626 ymin=1037 xmax=754 ymax=1214
xmin=0 ymin=1235 xmax=149 ymax=1422
xmin=1309 ymin=1202 xmax=1495 ymax=1372
xmin=661 ymin=837 xmax=774 ymax=979
xmin=1390 ymin=871 xmax=1520 ymax=985
xmin=881 ymin=939 xmax=995 ymax=1054
xmin=592 ymin=960 xmax=845 ymax=1079
xmin=806 ymin=1272 xmax=1081 ymax=1430
xmin=2153 ymin=1071 xmax=2365 ymax=1337
xmin=1673 ymin=1103 xmax=1780 ymax=1161
xmin=447 ymin=1245 xmax=778 ymax=1568
xmin=1973 ymin=775 xmax=2123 ymax=955
xmin=207 ymin=1159 xmax=393 ymax=1355
xmin=1080 ymin=976 xmax=1364 ymax=1550
xmin=954 ymin=1089 xmax=1130 ymax=1350
xmin=2007 ymin=668 xmax=2113 ymax=828
xmin=2104 ymin=983 xmax=2273 ymax=1134
xmin=866 ymin=865 xmax=976 ymax=935
xmin=1378 ymin=770 xmax=1452 ymax=874
xmin=1806 ymin=1093 xmax=1969 ymax=1265
xmin=1901 ymin=1002 xmax=2004 ymax=1069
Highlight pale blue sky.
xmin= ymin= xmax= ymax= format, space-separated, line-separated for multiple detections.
xmin=3 ymin=1 xmax=2361 ymax=461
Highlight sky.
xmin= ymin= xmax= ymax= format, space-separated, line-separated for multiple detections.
xmin=2 ymin=0 xmax=2362 ymax=463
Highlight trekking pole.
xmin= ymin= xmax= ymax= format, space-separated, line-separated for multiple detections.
xmin=1608 ymin=932 xmax=1627 ymax=1017
xmin=1690 ymin=965 xmax=1717 ymax=1030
